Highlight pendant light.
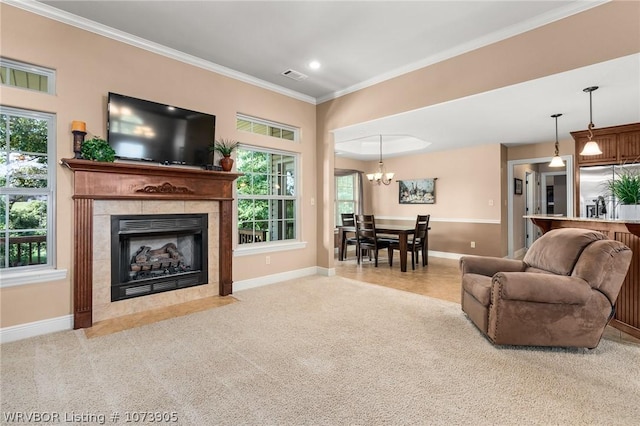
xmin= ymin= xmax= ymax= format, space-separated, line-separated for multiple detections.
xmin=549 ymin=113 xmax=565 ymax=167
xmin=366 ymin=135 xmax=394 ymax=185
xmin=579 ymin=86 xmax=603 ymax=156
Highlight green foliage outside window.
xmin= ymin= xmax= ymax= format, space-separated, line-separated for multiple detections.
xmin=1 ymin=111 xmax=50 ymax=268
xmin=0 ymin=115 xmax=48 ymax=189
xmin=236 ymin=147 xmax=297 ymax=244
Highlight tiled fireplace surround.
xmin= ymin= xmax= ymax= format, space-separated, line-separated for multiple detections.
xmin=62 ymin=159 xmax=240 ymax=329
xmin=93 ymin=199 xmax=217 ymax=322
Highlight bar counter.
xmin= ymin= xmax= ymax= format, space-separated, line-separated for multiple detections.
xmin=525 ymin=215 xmax=640 ymax=339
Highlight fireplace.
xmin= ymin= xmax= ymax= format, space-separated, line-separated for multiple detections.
xmin=111 ymin=214 xmax=208 ymax=301
xmin=62 ymin=158 xmax=239 ymax=329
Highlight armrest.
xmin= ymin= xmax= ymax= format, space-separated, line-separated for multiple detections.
xmin=492 ymin=272 xmax=593 ymax=305
xmin=459 ymin=256 xmax=525 ymax=277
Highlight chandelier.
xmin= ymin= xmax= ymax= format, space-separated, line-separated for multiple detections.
xmin=366 ymin=135 xmax=394 ymax=185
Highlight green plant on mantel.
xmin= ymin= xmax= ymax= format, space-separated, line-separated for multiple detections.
xmin=608 ymin=167 xmax=640 ymax=205
xmin=81 ymin=137 xmax=116 ymax=162
xmin=210 ymin=138 xmax=239 ymax=157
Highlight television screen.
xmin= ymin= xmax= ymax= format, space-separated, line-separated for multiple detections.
xmin=107 ymin=92 xmax=215 ymax=166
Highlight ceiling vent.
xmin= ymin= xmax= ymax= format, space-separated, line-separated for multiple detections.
xmin=281 ymin=69 xmax=308 ymax=81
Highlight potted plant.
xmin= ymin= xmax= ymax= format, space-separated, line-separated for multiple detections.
xmin=81 ymin=137 xmax=116 ymax=162
xmin=210 ymin=138 xmax=239 ymax=171
xmin=608 ymin=166 xmax=640 ymax=219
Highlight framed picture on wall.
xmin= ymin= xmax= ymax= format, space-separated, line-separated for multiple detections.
xmin=399 ymin=178 xmax=436 ymax=204
xmin=514 ymin=178 xmax=523 ymax=195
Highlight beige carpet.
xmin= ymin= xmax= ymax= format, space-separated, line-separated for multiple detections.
xmin=2 ymin=275 xmax=639 ymax=425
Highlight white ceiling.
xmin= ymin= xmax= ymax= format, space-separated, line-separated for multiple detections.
xmin=334 ymin=54 xmax=640 ymax=159
xmin=20 ymin=1 xmax=640 ymax=159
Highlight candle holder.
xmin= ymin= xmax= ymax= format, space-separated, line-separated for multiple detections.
xmin=71 ymin=120 xmax=87 ymax=159
xmin=72 ymin=130 xmax=87 ymax=159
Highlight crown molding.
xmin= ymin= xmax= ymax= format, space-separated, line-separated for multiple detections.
xmin=3 ymin=0 xmax=317 ymax=105
xmin=4 ymin=0 xmax=609 ymax=106
xmin=316 ymin=0 xmax=610 ymax=104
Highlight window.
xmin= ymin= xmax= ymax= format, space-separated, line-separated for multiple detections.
xmin=335 ymin=174 xmax=357 ymax=225
xmin=237 ymin=114 xmax=298 ymax=142
xmin=0 ymin=58 xmax=56 ymax=94
xmin=0 ymin=107 xmax=55 ymax=271
xmin=236 ymin=146 xmax=298 ymax=245
xmin=334 ymin=170 xmax=362 ymax=226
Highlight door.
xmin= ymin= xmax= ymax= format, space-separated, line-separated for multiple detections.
xmin=525 ymin=171 xmax=539 ymax=248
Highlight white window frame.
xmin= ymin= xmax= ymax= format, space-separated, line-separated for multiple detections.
xmin=0 ymin=58 xmax=56 ymax=95
xmin=334 ymin=173 xmax=358 ymax=226
xmin=236 ymin=113 xmax=299 ymax=142
xmin=234 ymin=144 xmax=305 ymax=256
xmin=0 ymin=106 xmax=65 ymax=287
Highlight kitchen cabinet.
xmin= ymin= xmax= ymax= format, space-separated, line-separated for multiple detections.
xmin=572 ymin=123 xmax=640 ymax=166
xmin=573 ymin=123 xmax=640 ymax=216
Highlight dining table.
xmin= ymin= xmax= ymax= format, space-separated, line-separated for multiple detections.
xmin=338 ymin=224 xmax=427 ymax=272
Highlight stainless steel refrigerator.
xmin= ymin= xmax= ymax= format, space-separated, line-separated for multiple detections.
xmin=579 ymin=163 xmax=640 ymax=219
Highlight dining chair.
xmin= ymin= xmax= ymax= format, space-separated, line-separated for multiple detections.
xmin=388 ymin=214 xmax=430 ymax=270
xmin=340 ymin=213 xmax=358 ymax=260
xmin=355 ymin=214 xmax=391 ymax=267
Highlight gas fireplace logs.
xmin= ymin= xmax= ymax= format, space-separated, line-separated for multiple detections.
xmin=130 ymin=243 xmax=186 ymax=273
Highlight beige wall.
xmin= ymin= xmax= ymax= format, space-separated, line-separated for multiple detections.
xmin=1 ymin=1 xmax=639 ymax=329
xmin=0 ymin=5 xmax=316 ymax=327
xmin=317 ymin=1 xmax=640 ymax=265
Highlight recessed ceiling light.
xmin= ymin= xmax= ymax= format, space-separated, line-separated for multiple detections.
xmin=308 ymin=60 xmax=321 ymax=70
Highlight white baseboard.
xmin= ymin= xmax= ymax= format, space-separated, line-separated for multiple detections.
xmin=317 ymin=266 xmax=336 ymax=277
xmin=428 ymin=250 xmax=464 ymax=260
xmin=233 ymin=266 xmax=319 ymax=292
xmin=1 ymin=315 xmax=73 ymax=344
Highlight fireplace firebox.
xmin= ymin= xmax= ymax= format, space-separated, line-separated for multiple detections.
xmin=111 ymin=214 xmax=208 ymax=301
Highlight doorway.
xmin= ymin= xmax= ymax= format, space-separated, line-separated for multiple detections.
xmin=507 ymin=155 xmax=573 ymax=258
xmin=525 ymin=170 xmax=537 ymax=249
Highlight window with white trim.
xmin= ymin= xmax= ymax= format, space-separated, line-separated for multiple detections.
xmin=236 ymin=146 xmax=298 ymax=245
xmin=335 ymin=173 xmax=358 ymax=225
xmin=0 ymin=58 xmax=56 ymax=94
xmin=237 ymin=114 xmax=298 ymax=142
xmin=0 ymin=106 xmax=56 ymax=270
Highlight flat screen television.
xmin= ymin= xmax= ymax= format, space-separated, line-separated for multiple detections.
xmin=107 ymin=92 xmax=215 ymax=166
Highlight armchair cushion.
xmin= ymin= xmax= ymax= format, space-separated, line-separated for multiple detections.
xmin=522 ymin=228 xmax=606 ymax=275
xmin=462 ymin=274 xmax=492 ymax=306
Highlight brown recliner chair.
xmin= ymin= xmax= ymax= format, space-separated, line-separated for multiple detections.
xmin=460 ymin=228 xmax=632 ymax=348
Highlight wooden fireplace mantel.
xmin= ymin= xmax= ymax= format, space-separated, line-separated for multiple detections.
xmin=61 ymin=158 xmax=241 ymax=329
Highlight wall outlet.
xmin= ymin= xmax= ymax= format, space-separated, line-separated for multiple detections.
xmin=470 ymin=241 xmax=476 ymax=248
xmin=265 ymin=256 xmax=271 ymax=265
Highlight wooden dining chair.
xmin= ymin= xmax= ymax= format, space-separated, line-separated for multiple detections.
xmin=355 ymin=214 xmax=391 ymax=267
xmin=340 ymin=213 xmax=358 ymax=260
xmin=388 ymin=214 xmax=430 ymax=269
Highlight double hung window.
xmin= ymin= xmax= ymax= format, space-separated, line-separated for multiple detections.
xmin=0 ymin=106 xmax=55 ymax=271
xmin=334 ymin=170 xmax=362 ymax=226
xmin=236 ymin=147 xmax=298 ymax=245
